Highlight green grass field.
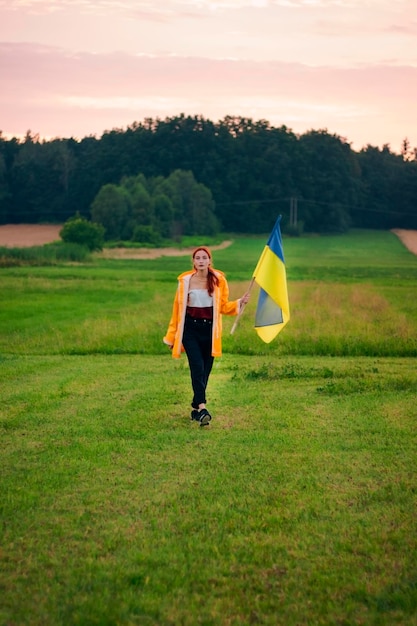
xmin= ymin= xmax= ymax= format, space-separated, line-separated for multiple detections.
xmin=1 ymin=230 xmax=417 ymax=625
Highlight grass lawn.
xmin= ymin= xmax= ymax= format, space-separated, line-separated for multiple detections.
xmin=1 ymin=230 xmax=417 ymax=625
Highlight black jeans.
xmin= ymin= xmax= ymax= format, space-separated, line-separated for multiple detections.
xmin=182 ymin=316 xmax=214 ymax=408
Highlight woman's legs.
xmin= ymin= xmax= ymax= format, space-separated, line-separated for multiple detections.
xmin=182 ymin=318 xmax=214 ymax=410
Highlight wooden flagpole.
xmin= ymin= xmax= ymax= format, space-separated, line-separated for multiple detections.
xmin=230 ymin=277 xmax=255 ymax=335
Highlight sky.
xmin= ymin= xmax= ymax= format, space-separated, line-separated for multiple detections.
xmin=1 ymin=0 xmax=417 ymax=152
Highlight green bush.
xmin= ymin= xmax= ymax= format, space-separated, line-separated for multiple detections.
xmin=131 ymin=224 xmax=162 ymax=245
xmin=60 ymin=215 xmax=105 ymax=251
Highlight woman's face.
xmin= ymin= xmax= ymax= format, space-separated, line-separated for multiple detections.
xmin=193 ymin=250 xmax=211 ymax=272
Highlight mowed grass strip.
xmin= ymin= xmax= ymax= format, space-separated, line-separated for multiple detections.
xmin=1 ymin=354 xmax=417 ymax=626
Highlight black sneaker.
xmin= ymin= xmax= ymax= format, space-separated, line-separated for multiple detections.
xmin=191 ymin=409 xmax=199 ymax=421
xmin=198 ymin=408 xmax=212 ymax=427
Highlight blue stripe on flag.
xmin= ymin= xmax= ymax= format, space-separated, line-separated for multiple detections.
xmin=266 ymin=215 xmax=285 ymax=263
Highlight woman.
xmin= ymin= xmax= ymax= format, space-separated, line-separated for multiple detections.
xmin=163 ymin=246 xmax=250 ymax=426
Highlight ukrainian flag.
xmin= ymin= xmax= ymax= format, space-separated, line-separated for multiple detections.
xmin=253 ymin=216 xmax=290 ymax=343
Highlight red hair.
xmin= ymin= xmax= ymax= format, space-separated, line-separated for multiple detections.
xmin=192 ymin=246 xmax=219 ymax=296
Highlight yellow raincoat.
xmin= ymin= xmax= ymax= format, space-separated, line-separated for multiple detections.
xmin=163 ymin=269 xmax=240 ymax=358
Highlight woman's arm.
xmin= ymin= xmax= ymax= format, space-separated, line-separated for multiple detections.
xmin=163 ymin=289 xmax=180 ymax=347
xmin=218 ymin=275 xmax=249 ymax=316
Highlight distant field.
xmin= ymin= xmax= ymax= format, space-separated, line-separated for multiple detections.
xmin=1 ymin=223 xmax=417 ymax=256
xmin=2 ymin=229 xmax=417 ymax=357
xmin=1 ymin=229 xmax=417 ymax=626
xmin=0 ymin=224 xmax=62 ymax=247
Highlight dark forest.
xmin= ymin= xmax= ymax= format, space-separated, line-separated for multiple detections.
xmin=1 ymin=114 xmax=416 ymax=236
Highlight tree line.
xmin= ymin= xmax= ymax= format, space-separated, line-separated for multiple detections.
xmin=0 ymin=115 xmax=416 ymax=236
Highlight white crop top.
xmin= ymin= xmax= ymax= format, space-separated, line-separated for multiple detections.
xmin=188 ymin=289 xmax=213 ymax=307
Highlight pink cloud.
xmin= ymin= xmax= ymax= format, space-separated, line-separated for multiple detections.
xmin=2 ymin=42 xmax=415 ymax=98
xmin=1 ymin=42 xmax=416 ymax=149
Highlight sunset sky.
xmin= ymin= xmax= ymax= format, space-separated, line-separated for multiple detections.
xmin=1 ymin=0 xmax=416 ymax=152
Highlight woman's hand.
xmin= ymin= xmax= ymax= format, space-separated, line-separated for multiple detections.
xmin=240 ymin=292 xmax=250 ymax=305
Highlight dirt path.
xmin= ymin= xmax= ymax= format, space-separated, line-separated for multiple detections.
xmin=97 ymin=240 xmax=233 ymax=259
